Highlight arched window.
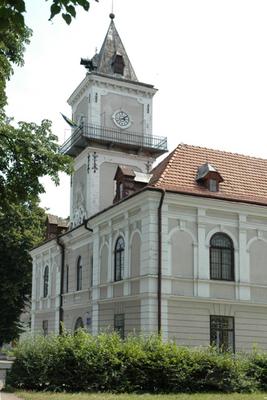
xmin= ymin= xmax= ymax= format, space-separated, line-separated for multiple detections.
xmin=43 ymin=266 xmax=49 ymax=297
xmin=64 ymin=264 xmax=69 ymax=293
xmin=114 ymin=236 xmax=125 ymax=281
xmin=210 ymin=233 xmax=234 ymax=281
xmin=77 ymin=256 xmax=82 ymax=291
xmin=74 ymin=317 xmax=84 ymax=331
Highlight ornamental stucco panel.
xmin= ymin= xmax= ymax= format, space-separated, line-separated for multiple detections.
xmin=100 ymin=244 xmax=108 ymax=284
xmin=249 ymin=239 xmax=267 ymax=285
xmin=72 ymin=165 xmax=87 ymax=227
xmin=74 ymin=96 xmax=88 ymax=124
xmin=130 ymin=231 xmax=141 ymax=277
xmin=101 ymin=93 xmax=144 ymax=133
xmin=170 ymin=230 xmax=193 ymax=278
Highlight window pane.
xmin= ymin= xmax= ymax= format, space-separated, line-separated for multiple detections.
xmin=43 ymin=266 xmax=49 ymax=297
xmin=210 ymin=316 xmax=234 ymax=352
xmin=42 ymin=320 xmax=48 ymax=336
xmin=114 ymin=314 xmax=125 ymax=339
xmin=77 ymin=257 xmax=82 ymax=291
xmin=210 ymin=248 xmax=221 ymax=279
xmin=114 ymin=237 xmax=125 ymax=281
xmin=210 ymin=234 xmax=234 ymax=281
xmin=211 ymin=234 xmax=232 ymax=248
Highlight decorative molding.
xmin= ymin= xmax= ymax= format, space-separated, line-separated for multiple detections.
xmin=92 ymin=152 xmax=98 ymax=173
xmin=145 ymin=160 xmax=153 ymax=173
xmin=87 ymin=154 xmax=90 ymax=173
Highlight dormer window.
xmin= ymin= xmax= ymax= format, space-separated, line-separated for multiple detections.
xmin=196 ymin=163 xmax=223 ymax=192
xmin=113 ymin=165 xmax=152 ymax=204
xmin=119 ymin=182 xmax=124 ymax=199
xmin=208 ymin=178 xmax=218 ymax=192
xmin=112 ymin=53 xmax=125 ymax=75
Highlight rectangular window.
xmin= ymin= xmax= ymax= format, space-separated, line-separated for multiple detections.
xmin=114 ymin=314 xmax=125 ymax=339
xmin=210 ymin=316 xmax=234 ymax=352
xmin=42 ymin=320 xmax=48 ymax=337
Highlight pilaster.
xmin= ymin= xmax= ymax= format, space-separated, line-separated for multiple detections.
xmin=31 ymin=257 xmax=37 ymax=333
xmin=197 ymin=208 xmax=210 ymax=297
xmin=123 ymin=212 xmax=130 ymax=296
xmin=161 ymin=298 xmax=168 ymax=341
xmin=140 ymin=297 xmax=157 ymax=334
xmin=92 ymin=226 xmax=100 ymax=334
xmin=238 ymin=214 xmax=250 ymax=300
xmin=107 ymin=221 xmax=113 ymax=298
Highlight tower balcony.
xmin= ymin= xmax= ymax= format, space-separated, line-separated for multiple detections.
xmin=60 ymin=124 xmax=168 ymax=157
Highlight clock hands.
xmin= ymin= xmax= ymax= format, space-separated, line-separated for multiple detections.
xmin=113 ymin=110 xmax=131 ymax=128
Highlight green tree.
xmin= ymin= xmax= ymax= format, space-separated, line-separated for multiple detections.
xmin=0 ymin=119 xmax=72 ymax=346
xmin=0 ymin=0 xmax=98 ymax=346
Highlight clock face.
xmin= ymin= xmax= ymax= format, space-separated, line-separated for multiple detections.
xmin=112 ymin=110 xmax=131 ymax=129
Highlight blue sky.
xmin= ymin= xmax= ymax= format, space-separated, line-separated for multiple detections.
xmin=6 ymin=0 xmax=267 ymax=217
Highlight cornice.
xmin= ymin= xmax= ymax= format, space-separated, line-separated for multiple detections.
xmin=68 ymin=73 xmax=157 ymax=107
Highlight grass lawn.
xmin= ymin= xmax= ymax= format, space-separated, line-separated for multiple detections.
xmin=15 ymin=392 xmax=267 ymax=400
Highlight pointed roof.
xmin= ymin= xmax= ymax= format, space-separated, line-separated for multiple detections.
xmin=149 ymin=143 xmax=267 ymax=206
xmin=84 ymin=14 xmax=138 ymax=82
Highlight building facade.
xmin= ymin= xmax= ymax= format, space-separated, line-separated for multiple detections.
xmin=31 ymin=15 xmax=267 ymax=352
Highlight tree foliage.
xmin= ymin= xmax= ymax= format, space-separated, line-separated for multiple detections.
xmin=0 ymin=1 xmax=31 ymax=109
xmin=0 ymin=118 xmax=72 ymax=346
xmin=0 ymin=0 xmax=96 ymax=344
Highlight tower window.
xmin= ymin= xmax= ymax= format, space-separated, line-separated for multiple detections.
xmin=112 ymin=54 xmax=125 ymax=75
xmin=147 ymin=104 xmax=150 ymax=114
xmin=95 ymin=92 xmax=98 ymax=103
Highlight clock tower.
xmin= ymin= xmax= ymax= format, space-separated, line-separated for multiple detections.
xmin=61 ymin=14 xmax=167 ymax=227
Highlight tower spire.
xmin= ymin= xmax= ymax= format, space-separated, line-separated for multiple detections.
xmin=81 ymin=13 xmax=138 ymax=81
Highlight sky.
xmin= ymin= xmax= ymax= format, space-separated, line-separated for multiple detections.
xmin=6 ymin=0 xmax=267 ymax=218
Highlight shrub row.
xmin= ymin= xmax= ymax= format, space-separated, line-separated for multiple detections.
xmin=6 ymin=331 xmax=267 ymax=393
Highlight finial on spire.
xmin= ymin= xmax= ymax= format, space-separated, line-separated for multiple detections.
xmin=109 ymin=0 xmax=115 ymax=19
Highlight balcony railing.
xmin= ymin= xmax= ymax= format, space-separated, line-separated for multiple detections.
xmin=60 ymin=123 xmax=168 ymax=156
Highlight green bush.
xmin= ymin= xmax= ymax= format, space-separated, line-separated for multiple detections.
xmin=246 ymin=350 xmax=267 ymax=391
xmin=6 ymin=332 xmax=257 ymax=393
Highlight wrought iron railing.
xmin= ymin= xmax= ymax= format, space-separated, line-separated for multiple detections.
xmin=60 ymin=123 xmax=167 ymax=155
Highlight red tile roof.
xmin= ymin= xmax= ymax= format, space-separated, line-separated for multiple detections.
xmin=150 ymin=143 xmax=267 ymax=206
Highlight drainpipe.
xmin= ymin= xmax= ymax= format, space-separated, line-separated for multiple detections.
xmin=57 ymin=237 xmax=65 ymax=335
xmin=157 ymin=189 xmax=166 ymax=335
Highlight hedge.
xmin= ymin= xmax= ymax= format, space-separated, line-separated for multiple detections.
xmin=6 ymin=331 xmax=265 ymax=393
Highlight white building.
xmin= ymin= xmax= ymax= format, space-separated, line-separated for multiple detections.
xmin=31 ymin=14 xmax=267 ymax=352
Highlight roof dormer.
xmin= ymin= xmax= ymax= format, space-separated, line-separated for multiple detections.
xmin=196 ymin=163 xmax=223 ymax=192
xmin=113 ymin=165 xmax=152 ymax=203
